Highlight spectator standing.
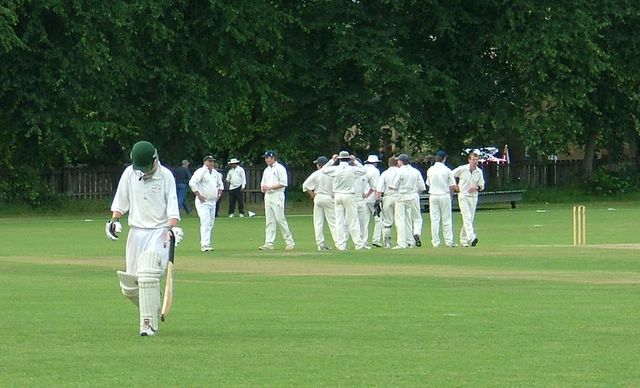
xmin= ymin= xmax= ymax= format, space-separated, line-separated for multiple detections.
xmin=452 ymin=152 xmax=485 ymax=247
xmin=302 ymin=156 xmax=340 ymax=250
xmin=259 ymin=150 xmax=295 ymax=250
xmin=174 ymin=159 xmax=192 ymax=215
xmin=226 ymin=158 xmax=247 ymax=217
xmin=189 ymin=155 xmax=224 ymax=252
xmin=426 ymin=150 xmax=457 ymax=247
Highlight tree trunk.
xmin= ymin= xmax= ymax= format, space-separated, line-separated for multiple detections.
xmin=582 ymin=132 xmax=597 ymax=178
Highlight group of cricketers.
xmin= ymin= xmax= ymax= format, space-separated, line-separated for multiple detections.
xmin=303 ymin=149 xmax=485 ymax=251
xmin=106 ymin=141 xmax=485 ymax=336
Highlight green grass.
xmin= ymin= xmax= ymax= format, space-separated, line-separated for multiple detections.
xmin=1 ymin=202 xmax=639 ymax=386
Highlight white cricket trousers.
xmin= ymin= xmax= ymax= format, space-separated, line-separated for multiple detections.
xmin=355 ymin=198 xmax=369 ymax=245
xmin=125 ymin=227 xmax=171 ymax=275
xmin=313 ymin=193 xmax=339 ymax=248
xmin=394 ymin=195 xmax=413 ymax=248
xmin=366 ymin=201 xmax=384 ymax=245
xmin=264 ymin=191 xmax=294 ymax=246
xmin=195 ymin=198 xmax=217 ymax=247
xmin=333 ymin=192 xmax=364 ymax=250
xmin=429 ymin=194 xmax=454 ymax=247
xmin=381 ymin=194 xmax=397 ymax=245
xmin=458 ymin=195 xmax=478 ymax=245
xmin=410 ymin=193 xmax=423 ymax=236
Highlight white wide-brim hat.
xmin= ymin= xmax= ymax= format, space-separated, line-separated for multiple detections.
xmin=365 ymin=154 xmax=380 ymax=163
xmin=228 ymin=158 xmax=240 ymax=164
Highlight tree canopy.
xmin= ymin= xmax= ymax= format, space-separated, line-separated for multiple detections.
xmin=1 ymin=0 xmax=638 ymax=185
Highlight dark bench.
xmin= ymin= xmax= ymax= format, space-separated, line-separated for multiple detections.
xmin=419 ymin=189 xmax=525 ymax=212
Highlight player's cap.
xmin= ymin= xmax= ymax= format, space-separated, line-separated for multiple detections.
xmin=435 ymin=150 xmax=448 ymax=158
xmin=203 ymin=155 xmax=215 ymax=162
xmin=228 ymin=158 xmax=240 ymax=164
xmin=313 ymin=156 xmax=328 ymax=166
xmin=365 ymin=154 xmax=380 ymax=163
xmin=263 ymin=150 xmax=277 ymax=158
xmin=130 ymin=141 xmax=157 ymax=173
xmin=338 ymin=150 xmax=350 ymax=159
xmin=397 ymin=154 xmax=410 ymax=163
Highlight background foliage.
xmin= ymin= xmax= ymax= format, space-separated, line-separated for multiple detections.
xmin=1 ymin=1 xmax=639 ymax=198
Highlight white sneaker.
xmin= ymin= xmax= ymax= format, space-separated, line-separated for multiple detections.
xmin=229 ymin=214 xmax=234 ymax=218
xmin=391 ymin=245 xmax=406 ymax=250
xmin=239 ymin=214 xmax=244 ymax=218
xmin=317 ymin=245 xmax=331 ymax=251
xmin=201 ymin=246 xmax=213 ymax=252
xmin=258 ymin=244 xmax=274 ymax=250
xmin=285 ymin=244 xmax=295 ymax=250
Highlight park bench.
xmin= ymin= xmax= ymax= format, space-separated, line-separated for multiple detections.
xmin=419 ymin=189 xmax=525 ymax=212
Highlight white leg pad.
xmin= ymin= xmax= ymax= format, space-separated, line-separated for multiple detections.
xmin=117 ymin=270 xmax=139 ymax=306
xmin=137 ymin=251 xmax=163 ymax=335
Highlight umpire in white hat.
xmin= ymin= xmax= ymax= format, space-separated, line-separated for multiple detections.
xmin=225 ymin=157 xmax=247 ymax=217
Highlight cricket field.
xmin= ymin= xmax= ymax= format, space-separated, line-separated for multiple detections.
xmin=1 ymin=202 xmax=639 ymax=386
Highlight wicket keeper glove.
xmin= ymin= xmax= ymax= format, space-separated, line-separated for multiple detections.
xmin=105 ymin=218 xmax=122 ymax=241
xmin=171 ymin=227 xmax=184 ymax=246
xmin=373 ymin=200 xmax=382 ymax=217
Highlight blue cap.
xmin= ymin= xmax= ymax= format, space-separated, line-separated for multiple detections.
xmin=263 ymin=150 xmax=277 ymax=158
xmin=435 ymin=150 xmax=447 ymax=158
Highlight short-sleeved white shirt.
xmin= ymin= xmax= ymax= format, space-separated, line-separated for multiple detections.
xmin=452 ymin=163 xmax=485 ymax=196
xmin=302 ymin=170 xmax=334 ymax=197
xmin=261 ymin=161 xmax=288 ymax=193
xmin=226 ymin=165 xmax=247 ymax=190
xmin=111 ymin=164 xmax=180 ymax=228
xmin=377 ymin=166 xmax=399 ymax=195
xmin=426 ymin=162 xmax=456 ymax=195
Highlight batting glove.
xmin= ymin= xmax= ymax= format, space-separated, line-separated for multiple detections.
xmin=105 ymin=218 xmax=122 ymax=241
xmin=171 ymin=227 xmax=184 ymax=246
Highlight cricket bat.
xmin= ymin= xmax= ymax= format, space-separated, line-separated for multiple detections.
xmin=160 ymin=230 xmax=176 ymax=321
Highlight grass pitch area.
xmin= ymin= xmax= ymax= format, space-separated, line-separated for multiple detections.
xmin=1 ymin=202 xmax=639 ymax=386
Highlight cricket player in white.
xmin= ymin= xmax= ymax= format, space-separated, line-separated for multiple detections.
xmin=189 ymin=155 xmax=224 ymax=252
xmin=302 ymin=156 xmax=340 ymax=250
xmin=321 ymin=151 xmax=368 ymax=250
xmin=363 ymin=155 xmax=383 ymax=247
xmin=376 ymin=157 xmax=399 ymax=248
xmin=354 ymin=164 xmax=375 ymax=249
xmin=259 ymin=150 xmax=295 ymax=250
xmin=426 ymin=150 xmax=457 ymax=247
xmin=107 ymin=140 xmax=183 ymax=336
xmin=407 ymin=163 xmax=426 ymax=247
xmin=389 ymin=154 xmax=416 ymax=249
xmin=452 ymin=152 xmax=485 ymax=247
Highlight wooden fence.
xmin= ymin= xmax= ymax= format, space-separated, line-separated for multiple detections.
xmin=40 ymin=160 xmax=586 ymax=202
xmin=42 ymin=166 xmax=313 ymax=202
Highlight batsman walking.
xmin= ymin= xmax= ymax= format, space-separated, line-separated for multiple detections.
xmin=107 ymin=141 xmax=184 ymax=336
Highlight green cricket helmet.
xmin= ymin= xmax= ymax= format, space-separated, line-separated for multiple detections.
xmin=130 ymin=141 xmax=158 ymax=172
